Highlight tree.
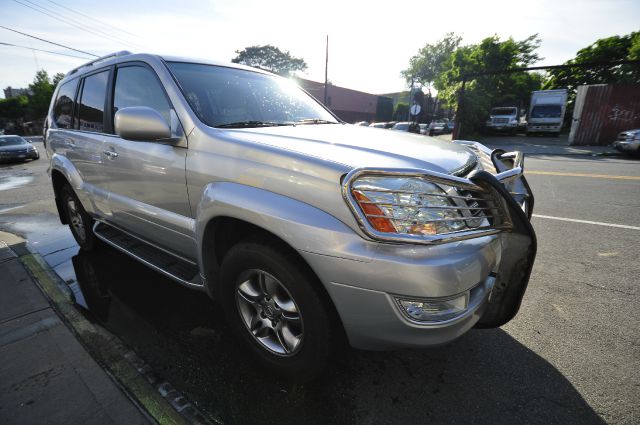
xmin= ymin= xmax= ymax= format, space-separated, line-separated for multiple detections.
xmin=434 ymin=34 xmax=543 ymax=136
xmin=53 ymin=72 xmax=65 ymax=87
xmin=232 ymin=45 xmax=307 ymax=76
xmin=393 ymin=102 xmax=409 ymax=121
xmin=402 ymin=33 xmax=462 ymax=93
xmin=28 ymin=70 xmax=55 ymax=119
xmin=0 ymin=95 xmax=29 ymax=120
xmin=544 ymin=32 xmax=640 ymax=97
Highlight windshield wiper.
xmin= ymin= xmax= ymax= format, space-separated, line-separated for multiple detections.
xmin=216 ymin=121 xmax=294 ymax=128
xmin=295 ymin=118 xmax=339 ymax=125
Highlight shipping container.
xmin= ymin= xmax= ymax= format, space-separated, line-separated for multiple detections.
xmin=568 ymin=84 xmax=640 ymax=146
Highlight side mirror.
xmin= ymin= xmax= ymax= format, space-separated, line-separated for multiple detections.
xmin=114 ymin=106 xmax=171 ymax=141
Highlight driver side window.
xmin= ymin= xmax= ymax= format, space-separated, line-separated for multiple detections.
xmin=113 ymin=65 xmax=171 ymax=127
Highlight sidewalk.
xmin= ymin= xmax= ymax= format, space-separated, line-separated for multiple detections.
xmin=0 ymin=232 xmax=151 ymax=425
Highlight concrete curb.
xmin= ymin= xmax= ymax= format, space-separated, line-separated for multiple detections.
xmin=19 ymin=253 xmax=219 ymax=425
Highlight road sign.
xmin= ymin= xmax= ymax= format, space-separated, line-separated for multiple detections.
xmin=410 ymin=104 xmax=421 ymax=116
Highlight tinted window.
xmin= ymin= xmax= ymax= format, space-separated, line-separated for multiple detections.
xmin=53 ymin=79 xmax=78 ymax=129
xmin=531 ymin=104 xmax=562 ymax=118
xmin=114 ymin=66 xmax=171 ymax=124
xmin=491 ymin=108 xmax=517 ymax=116
xmin=78 ymin=71 xmax=109 ymax=133
xmin=167 ymin=62 xmax=337 ymax=128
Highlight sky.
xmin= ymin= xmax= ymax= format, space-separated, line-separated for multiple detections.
xmin=1 ymin=0 xmax=639 ymax=98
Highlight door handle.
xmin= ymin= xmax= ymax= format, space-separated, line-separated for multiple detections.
xmin=103 ymin=150 xmax=119 ymax=159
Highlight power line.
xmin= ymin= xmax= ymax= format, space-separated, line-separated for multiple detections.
xmin=42 ymin=0 xmax=141 ymax=39
xmin=0 ymin=25 xmax=98 ymax=57
xmin=11 ymin=0 xmax=143 ymax=51
xmin=0 ymin=41 xmax=92 ymax=59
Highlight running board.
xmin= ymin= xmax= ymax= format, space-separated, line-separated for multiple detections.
xmin=93 ymin=221 xmax=203 ymax=289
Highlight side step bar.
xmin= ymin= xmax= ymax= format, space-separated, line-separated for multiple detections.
xmin=93 ymin=221 xmax=203 ymax=290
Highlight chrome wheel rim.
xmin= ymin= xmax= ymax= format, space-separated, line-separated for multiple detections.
xmin=66 ymin=197 xmax=86 ymax=242
xmin=235 ymin=269 xmax=304 ymax=356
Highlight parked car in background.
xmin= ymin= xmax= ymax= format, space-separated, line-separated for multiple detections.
xmin=354 ymin=121 xmax=370 ymax=126
xmin=526 ymin=89 xmax=568 ymax=137
xmin=384 ymin=121 xmax=397 ymax=129
xmin=428 ymin=121 xmax=449 ymax=136
xmin=485 ymin=107 xmax=520 ymax=135
xmin=613 ymin=129 xmax=640 ymax=155
xmin=0 ymin=135 xmax=40 ymax=163
xmin=370 ymin=122 xmax=387 ymax=128
xmin=45 ymin=51 xmax=536 ymax=381
xmin=390 ymin=122 xmax=411 ymax=131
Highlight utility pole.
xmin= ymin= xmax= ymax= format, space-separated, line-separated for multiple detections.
xmin=324 ymin=35 xmax=329 ymax=106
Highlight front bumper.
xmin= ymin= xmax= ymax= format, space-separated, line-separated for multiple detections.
xmin=613 ymin=139 xmax=640 ymax=153
xmin=304 ymin=143 xmax=536 ymax=349
xmin=527 ymin=124 xmax=561 ymax=133
xmin=0 ymin=150 xmax=39 ymax=162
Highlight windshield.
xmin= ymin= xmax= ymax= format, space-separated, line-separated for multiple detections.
xmin=392 ymin=123 xmax=410 ymax=130
xmin=531 ymin=104 xmax=562 ymax=118
xmin=166 ymin=62 xmax=339 ymax=128
xmin=491 ymin=108 xmax=517 ymax=116
xmin=0 ymin=137 xmax=28 ymax=146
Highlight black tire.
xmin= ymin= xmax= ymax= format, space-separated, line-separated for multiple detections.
xmin=60 ymin=184 xmax=100 ymax=251
xmin=217 ymin=237 xmax=337 ymax=381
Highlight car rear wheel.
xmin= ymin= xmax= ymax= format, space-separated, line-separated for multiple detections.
xmin=218 ymin=237 xmax=336 ymax=381
xmin=60 ymin=184 xmax=100 ymax=251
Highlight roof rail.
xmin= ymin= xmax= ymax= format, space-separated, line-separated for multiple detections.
xmin=67 ymin=50 xmax=133 ymax=75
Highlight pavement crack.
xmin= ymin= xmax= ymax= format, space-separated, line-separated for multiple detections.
xmin=583 ymin=281 xmax=635 ymax=296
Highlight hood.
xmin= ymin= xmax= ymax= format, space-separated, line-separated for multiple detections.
xmin=220 ymin=124 xmax=476 ymax=175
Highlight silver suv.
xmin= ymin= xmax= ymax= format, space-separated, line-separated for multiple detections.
xmin=45 ymin=51 xmax=536 ymax=380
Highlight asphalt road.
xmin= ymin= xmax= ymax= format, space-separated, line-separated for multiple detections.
xmin=0 ymin=144 xmax=638 ymax=425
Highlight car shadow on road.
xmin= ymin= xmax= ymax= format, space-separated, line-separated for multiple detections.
xmin=70 ymin=247 xmax=605 ymax=425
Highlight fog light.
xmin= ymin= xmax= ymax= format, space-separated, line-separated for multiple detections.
xmin=395 ymin=292 xmax=469 ymax=323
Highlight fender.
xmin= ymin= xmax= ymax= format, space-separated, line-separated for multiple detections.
xmin=50 ymin=153 xmax=108 ymax=217
xmin=50 ymin=153 xmax=84 ymax=192
xmin=195 ymin=182 xmax=372 ymax=277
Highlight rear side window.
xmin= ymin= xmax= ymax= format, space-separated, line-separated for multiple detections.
xmin=53 ymin=79 xmax=78 ymax=129
xmin=78 ymin=70 xmax=109 ymax=133
xmin=113 ymin=66 xmax=171 ymax=124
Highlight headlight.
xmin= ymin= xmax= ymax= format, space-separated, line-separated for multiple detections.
xmin=509 ymin=119 xmax=518 ymax=124
xmin=345 ymin=173 xmax=500 ymax=244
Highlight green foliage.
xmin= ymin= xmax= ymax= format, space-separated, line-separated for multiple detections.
xmin=232 ymin=45 xmax=307 ymax=76
xmin=52 ymin=72 xmax=65 ymax=87
xmin=28 ymin=69 xmax=55 ymax=120
xmin=435 ymin=34 xmax=543 ymax=136
xmin=393 ymin=102 xmax=409 ymax=121
xmin=0 ymin=95 xmax=29 ymax=120
xmin=375 ymin=97 xmax=394 ymax=122
xmin=544 ymin=32 xmax=640 ymax=97
xmin=402 ymin=33 xmax=461 ymax=90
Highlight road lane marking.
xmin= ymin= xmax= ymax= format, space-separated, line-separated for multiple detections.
xmin=526 ymin=171 xmax=640 ymax=180
xmin=532 ymin=214 xmax=640 ymax=230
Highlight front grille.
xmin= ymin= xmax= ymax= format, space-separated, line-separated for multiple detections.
xmin=493 ymin=118 xmax=509 ymax=124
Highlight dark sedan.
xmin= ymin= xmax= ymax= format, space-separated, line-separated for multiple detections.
xmin=0 ymin=135 xmax=40 ymax=163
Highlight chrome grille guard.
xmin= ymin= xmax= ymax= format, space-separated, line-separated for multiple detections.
xmin=342 ymin=141 xmax=533 ymax=245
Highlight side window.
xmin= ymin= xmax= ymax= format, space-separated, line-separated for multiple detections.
xmin=78 ymin=70 xmax=109 ymax=133
xmin=53 ymin=79 xmax=78 ymax=129
xmin=113 ymin=66 xmax=171 ymax=125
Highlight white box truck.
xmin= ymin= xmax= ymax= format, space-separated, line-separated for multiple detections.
xmin=526 ymin=89 xmax=568 ymax=136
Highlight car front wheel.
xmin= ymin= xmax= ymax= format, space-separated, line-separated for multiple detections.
xmin=218 ymin=237 xmax=337 ymax=381
xmin=60 ymin=184 xmax=100 ymax=251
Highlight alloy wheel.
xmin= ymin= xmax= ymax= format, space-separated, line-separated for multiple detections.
xmin=235 ymin=269 xmax=304 ymax=356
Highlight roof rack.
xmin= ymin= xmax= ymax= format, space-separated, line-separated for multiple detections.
xmin=67 ymin=51 xmax=132 ymax=75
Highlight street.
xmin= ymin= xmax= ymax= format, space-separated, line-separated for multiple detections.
xmin=0 ymin=142 xmax=638 ymax=424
